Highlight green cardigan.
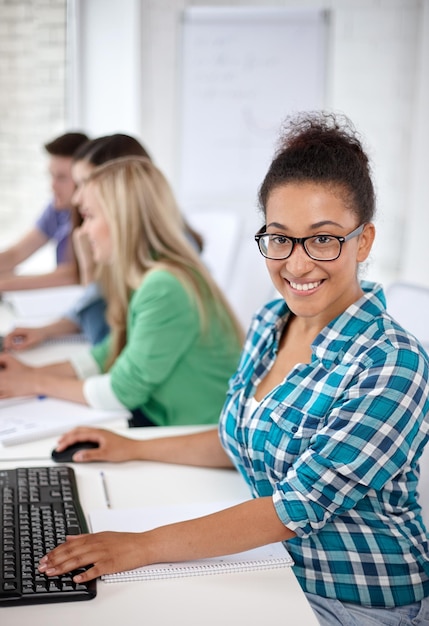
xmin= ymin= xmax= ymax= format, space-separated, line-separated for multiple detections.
xmin=90 ymin=269 xmax=242 ymax=427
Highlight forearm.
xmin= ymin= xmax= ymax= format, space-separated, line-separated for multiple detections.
xmin=132 ymin=429 xmax=234 ymax=468
xmin=29 ymin=361 xmax=87 ymax=404
xmin=0 ymin=249 xmax=19 ymax=273
xmin=0 ymin=263 xmax=79 ymax=291
xmin=40 ymin=495 xmax=296 ymax=582
xmin=33 ymin=360 xmax=77 ymax=377
xmin=32 ymin=368 xmax=87 ymax=404
xmin=144 ymin=497 xmax=295 ymax=565
xmin=40 ymin=317 xmax=81 ymax=338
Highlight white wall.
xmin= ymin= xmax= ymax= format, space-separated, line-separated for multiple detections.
xmin=401 ymin=1 xmax=429 ymax=285
xmin=1 ymin=0 xmax=427 ymax=318
xmin=68 ymin=0 xmax=429 ymax=294
xmin=68 ymin=0 xmax=142 ymax=137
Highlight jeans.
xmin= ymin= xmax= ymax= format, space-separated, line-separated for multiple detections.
xmin=128 ymin=408 xmax=156 ymax=428
xmin=65 ymin=282 xmax=109 ymax=346
xmin=78 ymin=297 xmax=109 ymax=345
xmin=305 ymin=593 xmax=429 ymax=626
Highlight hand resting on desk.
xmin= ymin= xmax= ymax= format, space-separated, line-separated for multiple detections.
xmin=53 ymin=426 xmax=144 ymax=463
xmin=3 ymin=326 xmax=49 ymax=351
xmin=54 ymin=425 xmax=230 ymax=469
xmin=0 ymin=352 xmax=35 ymax=396
xmin=51 ymin=440 xmax=100 ymax=463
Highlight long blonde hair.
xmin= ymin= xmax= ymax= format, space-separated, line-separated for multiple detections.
xmin=84 ymin=156 xmax=244 ymax=368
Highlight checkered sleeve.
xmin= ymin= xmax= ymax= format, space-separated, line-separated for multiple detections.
xmin=273 ymin=346 xmax=429 ymax=537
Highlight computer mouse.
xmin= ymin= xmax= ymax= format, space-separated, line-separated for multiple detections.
xmin=51 ymin=441 xmax=99 ymax=463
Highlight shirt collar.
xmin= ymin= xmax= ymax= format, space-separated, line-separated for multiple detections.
xmin=313 ymin=281 xmax=386 ymax=366
xmin=260 ymin=281 xmax=386 ymax=366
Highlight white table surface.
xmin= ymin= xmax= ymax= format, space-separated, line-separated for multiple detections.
xmin=0 ymin=426 xmax=319 ymax=626
xmin=0 ymin=297 xmax=90 ymax=366
xmin=0 ymin=300 xmax=130 ymax=447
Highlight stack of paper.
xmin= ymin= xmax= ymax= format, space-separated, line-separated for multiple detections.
xmin=0 ymin=397 xmax=130 ymax=446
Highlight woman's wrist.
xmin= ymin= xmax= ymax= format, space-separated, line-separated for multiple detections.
xmin=31 ymin=368 xmax=46 ymax=396
xmin=129 ymin=438 xmax=149 ymax=461
xmin=37 ymin=326 xmax=51 ymax=342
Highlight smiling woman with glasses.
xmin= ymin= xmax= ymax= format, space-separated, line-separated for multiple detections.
xmin=36 ymin=112 xmax=429 ymax=626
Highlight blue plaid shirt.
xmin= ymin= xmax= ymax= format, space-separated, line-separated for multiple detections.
xmin=219 ymin=281 xmax=429 ymax=608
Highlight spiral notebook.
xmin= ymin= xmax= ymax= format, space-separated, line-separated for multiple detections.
xmin=89 ymin=500 xmax=293 ymax=582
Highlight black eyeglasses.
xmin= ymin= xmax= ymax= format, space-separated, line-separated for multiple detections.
xmin=254 ymin=224 xmax=365 ymax=261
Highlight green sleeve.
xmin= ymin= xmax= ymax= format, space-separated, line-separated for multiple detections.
xmin=108 ymin=270 xmax=200 ymax=408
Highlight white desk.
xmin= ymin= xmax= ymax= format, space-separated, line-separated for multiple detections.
xmin=0 ymin=295 xmax=90 ymax=366
xmin=0 ymin=285 xmax=86 ymax=326
xmin=0 ymin=426 xmax=319 ymax=626
xmin=0 ymin=300 xmax=130 ymax=446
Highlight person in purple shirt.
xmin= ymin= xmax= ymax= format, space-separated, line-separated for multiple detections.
xmin=35 ymin=201 xmax=75 ymax=266
xmin=0 ymin=131 xmax=88 ymax=291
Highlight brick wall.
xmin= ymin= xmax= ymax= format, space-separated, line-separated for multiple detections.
xmin=0 ymin=0 xmax=67 ymax=247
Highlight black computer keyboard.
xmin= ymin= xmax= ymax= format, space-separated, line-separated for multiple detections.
xmin=0 ymin=465 xmax=96 ymax=606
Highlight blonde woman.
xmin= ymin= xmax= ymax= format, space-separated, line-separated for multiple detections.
xmin=0 ymin=157 xmax=243 ymax=427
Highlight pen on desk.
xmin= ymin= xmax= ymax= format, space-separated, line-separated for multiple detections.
xmin=100 ymin=471 xmax=112 ymax=508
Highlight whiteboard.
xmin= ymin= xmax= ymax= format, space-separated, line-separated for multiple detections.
xmin=178 ymin=7 xmax=328 ymax=215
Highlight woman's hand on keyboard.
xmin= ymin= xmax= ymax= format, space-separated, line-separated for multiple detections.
xmin=39 ymin=531 xmax=148 ymax=582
